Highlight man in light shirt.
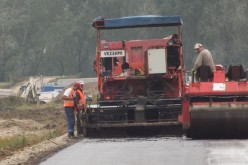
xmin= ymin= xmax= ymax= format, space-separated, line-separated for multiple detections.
xmin=192 ymin=43 xmax=215 ymax=81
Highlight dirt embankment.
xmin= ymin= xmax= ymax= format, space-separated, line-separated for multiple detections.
xmin=0 ymin=135 xmax=81 ymax=165
xmin=0 ymin=98 xmax=65 ymax=163
xmin=0 ymin=81 xmax=98 ymax=164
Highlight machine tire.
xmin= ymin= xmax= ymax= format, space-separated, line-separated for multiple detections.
xmin=186 ymin=128 xmax=192 ymax=138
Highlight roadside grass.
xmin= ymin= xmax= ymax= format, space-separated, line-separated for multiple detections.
xmin=0 ymin=77 xmax=29 ymax=89
xmin=0 ymin=95 xmax=63 ymax=111
xmin=0 ymin=96 xmax=30 ymax=111
xmin=0 ymin=82 xmax=11 ymax=89
xmin=0 ymin=96 xmax=66 ymax=159
xmin=0 ymin=126 xmax=66 ymax=152
xmin=0 ymin=135 xmax=27 ymax=150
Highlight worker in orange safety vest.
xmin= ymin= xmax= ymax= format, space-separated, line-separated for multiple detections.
xmin=74 ymin=81 xmax=86 ymax=135
xmin=75 ymin=81 xmax=86 ymax=112
xmin=62 ymin=82 xmax=81 ymax=138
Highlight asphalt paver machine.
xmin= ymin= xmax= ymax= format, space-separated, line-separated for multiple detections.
xmin=81 ymin=15 xmax=184 ymax=136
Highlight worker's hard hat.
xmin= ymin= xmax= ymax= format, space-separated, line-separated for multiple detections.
xmin=73 ymin=82 xmax=81 ymax=88
xmin=79 ymin=81 xmax=84 ymax=85
xmin=194 ymin=43 xmax=202 ymax=50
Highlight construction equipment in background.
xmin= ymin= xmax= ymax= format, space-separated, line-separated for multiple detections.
xmin=18 ymin=77 xmax=39 ymax=103
xmin=81 ymin=15 xmax=184 ymax=136
xmin=180 ymin=64 xmax=248 ymax=138
xmin=17 ymin=77 xmax=63 ymax=103
xmin=38 ymin=83 xmax=64 ymax=103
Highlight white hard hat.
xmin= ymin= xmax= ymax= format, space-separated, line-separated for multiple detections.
xmin=79 ymin=81 xmax=84 ymax=85
xmin=194 ymin=43 xmax=202 ymax=50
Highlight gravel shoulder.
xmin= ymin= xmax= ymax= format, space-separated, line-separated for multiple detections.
xmin=0 ymin=135 xmax=82 ymax=165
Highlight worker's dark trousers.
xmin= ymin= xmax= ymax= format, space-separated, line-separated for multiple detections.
xmin=64 ymin=106 xmax=75 ymax=135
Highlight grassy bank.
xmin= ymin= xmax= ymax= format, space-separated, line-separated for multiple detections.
xmin=0 ymin=96 xmax=66 ymax=160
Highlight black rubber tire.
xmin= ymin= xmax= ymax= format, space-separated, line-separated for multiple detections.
xmin=185 ymin=128 xmax=192 ymax=138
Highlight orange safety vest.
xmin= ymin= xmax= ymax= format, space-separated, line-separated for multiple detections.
xmin=76 ymin=89 xmax=86 ymax=110
xmin=63 ymin=88 xmax=75 ymax=107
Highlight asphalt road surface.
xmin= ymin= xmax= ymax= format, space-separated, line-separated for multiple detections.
xmin=40 ymin=136 xmax=248 ymax=165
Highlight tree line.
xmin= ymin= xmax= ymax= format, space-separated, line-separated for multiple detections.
xmin=0 ymin=0 xmax=247 ymax=81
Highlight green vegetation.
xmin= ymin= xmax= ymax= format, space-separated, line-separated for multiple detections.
xmin=0 ymin=127 xmax=66 ymax=152
xmin=0 ymin=135 xmax=27 ymax=150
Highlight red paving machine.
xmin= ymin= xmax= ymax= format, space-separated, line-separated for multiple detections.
xmin=180 ymin=65 xmax=248 ymax=138
xmin=82 ymin=15 xmax=184 ymax=136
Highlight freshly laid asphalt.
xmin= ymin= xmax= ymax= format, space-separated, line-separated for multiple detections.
xmin=40 ymin=136 xmax=248 ymax=165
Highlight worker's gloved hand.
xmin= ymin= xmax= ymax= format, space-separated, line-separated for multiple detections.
xmin=82 ymin=108 xmax=86 ymax=114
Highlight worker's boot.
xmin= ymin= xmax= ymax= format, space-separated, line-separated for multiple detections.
xmin=67 ymin=132 xmax=75 ymax=139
